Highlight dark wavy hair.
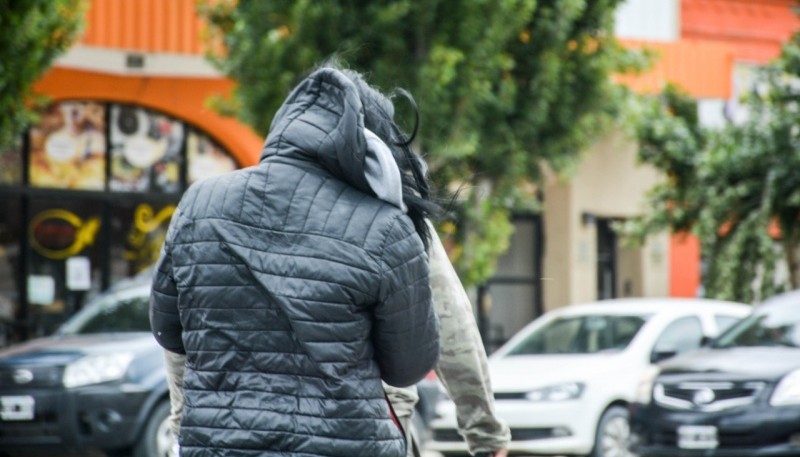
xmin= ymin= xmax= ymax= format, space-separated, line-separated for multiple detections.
xmin=325 ymin=64 xmax=440 ymax=249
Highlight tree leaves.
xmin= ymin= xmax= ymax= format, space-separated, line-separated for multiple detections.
xmin=198 ymin=0 xmax=638 ymax=285
xmin=622 ymin=33 xmax=800 ymax=303
xmin=0 ymin=0 xmax=85 ymax=151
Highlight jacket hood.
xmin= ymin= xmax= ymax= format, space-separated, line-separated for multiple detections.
xmin=261 ymin=68 xmax=372 ymax=195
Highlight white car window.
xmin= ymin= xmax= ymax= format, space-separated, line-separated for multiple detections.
xmin=651 ymin=316 xmax=703 ymax=361
xmin=714 ymin=314 xmax=742 ymax=334
xmin=507 ymin=314 xmax=649 ymax=355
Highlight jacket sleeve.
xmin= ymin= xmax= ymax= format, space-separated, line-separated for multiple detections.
xmin=149 ymin=208 xmax=186 ymax=355
xmin=427 ymin=222 xmax=511 ymax=453
xmin=373 ymin=215 xmax=440 ymax=388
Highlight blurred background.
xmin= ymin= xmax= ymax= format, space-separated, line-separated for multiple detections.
xmin=0 ymin=1 xmax=799 ymax=456
xmin=1 ymin=0 xmax=798 ymax=349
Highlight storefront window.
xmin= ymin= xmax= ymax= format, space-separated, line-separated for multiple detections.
xmin=110 ymin=105 xmax=184 ymax=193
xmin=1 ymin=99 xmax=243 ymax=342
xmin=28 ymin=198 xmax=104 ymax=336
xmin=188 ymin=129 xmax=237 ymax=184
xmin=0 ymin=198 xmax=22 ymax=345
xmin=29 ymin=101 xmax=107 ymax=190
xmin=110 ymin=199 xmax=176 ymax=283
xmin=0 ymin=137 xmax=23 ymax=185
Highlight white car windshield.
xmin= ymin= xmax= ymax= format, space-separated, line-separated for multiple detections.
xmin=507 ymin=314 xmax=650 ymax=355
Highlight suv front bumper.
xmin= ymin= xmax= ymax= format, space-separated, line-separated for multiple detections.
xmin=0 ymin=384 xmax=151 ymax=454
xmin=630 ymin=403 xmax=800 ymax=457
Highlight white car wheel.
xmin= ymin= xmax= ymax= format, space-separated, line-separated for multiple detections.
xmin=133 ymin=401 xmax=176 ymax=457
xmin=592 ymin=406 xmax=636 ymax=457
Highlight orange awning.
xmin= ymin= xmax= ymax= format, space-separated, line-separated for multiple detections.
xmin=34 ymin=67 xmax=263 ymax=167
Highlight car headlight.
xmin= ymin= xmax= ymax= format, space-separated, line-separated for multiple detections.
xmin=63 ymin=353 xmax=134 ymax=388
xmin=525 ymin=382 xmax=584 ymax=402
xmin=635 ymin=366 xmax=660 ymax=405
xmin=771 ymin=368 xmax=800 ymax=406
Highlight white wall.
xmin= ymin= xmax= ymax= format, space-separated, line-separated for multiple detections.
xmin=543 ymin=129 xmax=670 ymax=309
xmin=614 ymin=0 xmax=680 ymax=42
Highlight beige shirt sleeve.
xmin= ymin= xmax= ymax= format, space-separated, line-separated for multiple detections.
xmin=163 ymin=350 xmax=186 ymax=437
xmin=425 ymin=222 xmax=510 ymax=453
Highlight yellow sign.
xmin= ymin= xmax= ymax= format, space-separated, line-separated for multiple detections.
xmin=30 ymin=209 xmax=100 ymax=260
xmin=125 ymin=204 xmax=176 ymax=268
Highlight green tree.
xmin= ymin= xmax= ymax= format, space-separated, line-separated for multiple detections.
xmin=0 ymin=0 xmax=86 ymax=150
xmin=199 ymin=0 xmax=642 ymax=285
xmin=620 ymin=33 xmax=800 ymax=303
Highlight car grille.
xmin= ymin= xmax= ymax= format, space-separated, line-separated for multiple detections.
xmin=0 ymin=410 xmax=60 ymax=441
xmin=433 ymin=428 xmax=463 ymax=442
xmin=510 ymin=427 xmax=559 ymax=441
xmin=0 ymin=365 xmax=63 ymax=389
xmin=493 ymin=392 xmax=527 ymax=400
xmin=654 ymin=381 xmax=764 ymax=411
xmin=434 ymin=427 xmax=558 ymax=442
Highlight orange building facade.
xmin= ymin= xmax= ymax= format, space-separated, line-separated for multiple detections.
xmin=0 ymin=0 xmax=262 ymax=342
xmin=666 ymin=0 xmax=797 ymax=297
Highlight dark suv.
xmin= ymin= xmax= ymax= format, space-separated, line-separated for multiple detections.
xmin=0 ymin=274 xmax=440 ymax=457
xmin=0 ymin=278 xmax=172 ymax=457
xmin=630 ymin=290 xmax=800 ymax=456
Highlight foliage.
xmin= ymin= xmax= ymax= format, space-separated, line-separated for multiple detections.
xmin=0 ymin=0 xmax=86 ymax=151
xmin=199 ymin=0 xmax=644 ymax=285
xmin=619 ymin=33 xmax=800 ymax=303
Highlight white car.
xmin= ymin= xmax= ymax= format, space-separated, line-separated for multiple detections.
xmin=426 ymin=298 xmax=750 ymax=457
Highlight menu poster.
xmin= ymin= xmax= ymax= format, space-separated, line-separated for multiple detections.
xmin=0 ymin=137 xmax=22 ymax=185
xmin=187 ymin=130 xmax=236 ymax=184
xmin=29 ymin=102 xmax=107 ymax=190
xmin=110 ymin=105 xmax=185 ymax=193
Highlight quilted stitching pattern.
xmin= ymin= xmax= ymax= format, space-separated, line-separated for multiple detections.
xmin=150 ymin=68 xmax=439 ymax=457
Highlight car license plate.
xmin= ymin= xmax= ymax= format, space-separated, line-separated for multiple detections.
xmin=678 ymin=425 xmax=718 ymax=449
xmin=0 ymin=395 xmax=35 ymax=421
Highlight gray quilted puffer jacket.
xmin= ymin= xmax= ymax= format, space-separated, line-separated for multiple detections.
xmin=150 ymin=68 xmax=440 ymax=457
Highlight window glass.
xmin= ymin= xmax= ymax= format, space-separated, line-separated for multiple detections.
xmin=495 ymin=220 xmax=536 ymax=277
xmin=652 ymin=316 xmax=704 ymax=357
xmin=508 ymin=314 xmax=650 ymax=355
xmin=187 ymin=129 xmax=237 ymax=184
xmin=29 ymin=101 xmax=106 ymax=190
xmin=713 ymin=302 xmax=800 ymax=348
xmin=0 ymin=197 xmax=22 ymax=346
xmin=59 ymin=293 xmax=150 ymax=335
xmin=0 ymin=136 xmax=23 ymax=185
xmin=714 ymin=314 xmax=742 ymax=334
xmin=109 ymin=200 xmax=176 ymax=283
xmin=28 ymin=198 xmax=104 ymax=336
xmin=489 ymin=283 xmax=535 ymax=347
xmin=110 ymin=104 xmax=184 ymax=193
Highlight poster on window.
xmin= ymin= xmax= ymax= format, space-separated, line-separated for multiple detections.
xmin=187 ymin=129 xmax=237 ymax=184
xmin=28 ymin=102 xmax=107 ymax=190
xmin=0 ymin=137 xmax=22 ymax=185
xmin=110 ymin=105 xmax=184 ymax=193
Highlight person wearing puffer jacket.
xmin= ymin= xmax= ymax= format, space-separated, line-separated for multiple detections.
xmin=150 ymin=65 xmax=440 ymax=457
